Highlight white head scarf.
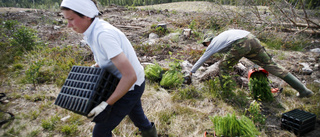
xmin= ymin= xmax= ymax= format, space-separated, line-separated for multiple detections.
xmin=61 ymin=0 xmax=99 ymax=18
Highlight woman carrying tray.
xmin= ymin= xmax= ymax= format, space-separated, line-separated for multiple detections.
xmin=60 ymin=0 xmax=157 ymax=136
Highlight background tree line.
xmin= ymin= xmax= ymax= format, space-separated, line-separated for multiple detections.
xmin=1 ymin=0 xmax=319 ymax=10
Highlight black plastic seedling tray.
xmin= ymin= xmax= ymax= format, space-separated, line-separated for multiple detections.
xmin=281 ymin=109 xmax=316 ymax=135
xmin=54 ymin=66 xmax=119 ymax=116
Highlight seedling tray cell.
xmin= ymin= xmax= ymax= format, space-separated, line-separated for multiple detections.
xmin=281 ymin=109 xmax=316 ymax=135
xmin=55 ymin=66 xmax=119 ymax=116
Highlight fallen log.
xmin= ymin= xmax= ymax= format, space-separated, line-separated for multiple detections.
xmin=264 ymin=27 xmax=320 ymax=34
xmin=114 ymin=25 xmax=144 ymax=29
xmin=254 ymin=21 xmax=320 ymax=29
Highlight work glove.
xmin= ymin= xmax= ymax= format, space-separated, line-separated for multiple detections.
xmin=87 ymin=101 xmax=112 ymax=123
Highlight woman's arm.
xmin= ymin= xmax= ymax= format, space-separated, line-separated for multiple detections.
xmin=105 ymin=52 xmax=137 ymax=105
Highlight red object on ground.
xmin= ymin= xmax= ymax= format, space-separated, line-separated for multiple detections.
xmin=248 ymin=67 xmax=269 ymax=81
xmin=203 ymin=131 xmax=216 ymax=137
xmin=271 ymin=88 xmax=280 ymax=93
xmin=248 ymin=67 xmax=280 ymax=93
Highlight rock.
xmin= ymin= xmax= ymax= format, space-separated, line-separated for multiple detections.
xmin=314 ymin=64 xmax=319 ymax=70
xmin=80 ymin=40 xmax=87 ymax=48
xmin=156 ymin=23 xmax=167 ymax=29
xmin=299 ymin=63 xmax=313 ymax=75
xmin=142 ymin=39 xmax=156 ymax=45
xmin=163 ymin=32 xmax=180 ymax=42
xmin=143 ymin=33 xmax=159 ymax=45
xmin=167 ymin=32 xmax=180 ymax=38
xmin=310 ymin=48 xmax=320 ymax=53
xmin=181 ymin=60 xmax=193 ymax=74
xmin=149 ymin=33 xmax=159 ymax=39
xmin=182 ymin=29 xmax=191 ymax=39
xmin=53 ymin=25 xmax=60 ymax=30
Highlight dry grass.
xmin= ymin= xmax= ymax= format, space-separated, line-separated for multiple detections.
xmin=138 ymin=1 xmax=269 ymax=13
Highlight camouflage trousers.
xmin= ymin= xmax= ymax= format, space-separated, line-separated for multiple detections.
xmin=219 ymin=33 xmax=289 ymax=79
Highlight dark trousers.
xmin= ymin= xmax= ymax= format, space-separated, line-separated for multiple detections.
xmin=92 ymin=81 xmax=152 ymax=137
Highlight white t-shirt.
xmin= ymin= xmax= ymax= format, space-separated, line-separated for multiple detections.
xmin=83 ymin=18 xmax=145 ymax=90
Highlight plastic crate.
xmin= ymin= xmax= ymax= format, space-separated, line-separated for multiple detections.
xmin=281 ymin=109 xmax=316 ymax=135
xmin=54 ymin=66 xmax=119 ymax=116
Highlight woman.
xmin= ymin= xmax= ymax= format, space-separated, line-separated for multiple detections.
xmin=60 ymin=0 xmax=157 ymax=136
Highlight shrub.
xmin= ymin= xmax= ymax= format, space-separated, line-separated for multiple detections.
xmin=219 ymin=75 xmax=236 ymax=98
xmin=160 ymin=70 xmax=183 ymax=88
xmin=246 ymin=100 xmax=266 ymax=126
xmin=11 ymin=25 xmax=38 ymax=52
xmin=157 ymin=110 xmax=174 ymax=125
xmin=41 ymin=115 xmax=60 ymax=131
xmin=203 ymin=78 xmax=221 ymax=99
xmin=210 ymin=113 xmax=260 ymax=137
xmin=177 ymin=85 xmax=202 ymax=100
xmin=61 ymin=124 xmax=78 ymax=136
xmin=27 ymin=129 xmax=40 ymax=137
xmin=149 ymin=24 xmax=169 ymax=37
xmin=25 ymin=61 xmax=43 ymax=88
xmin=145 ymin=62 xmax=163 ymax=82
xmin=12 ymin=63 xmax=24 ymax=71
xmin=0 ymin=20 xmax=40 ymax=73
xmin=248 ymin=72 xmax=273 ymax=102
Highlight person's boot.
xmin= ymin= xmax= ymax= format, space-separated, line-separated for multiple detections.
xmin=141 ymin=122 xmax=157 ymax=137
xmin=283 ymin=73 xmax=314 ymax=98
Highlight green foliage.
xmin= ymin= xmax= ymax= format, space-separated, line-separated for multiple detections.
xmin=177 ymin=85 xmax=202 ymax=100
xmin=60 ymin=124 xmax=78 ymax=136
xmin=220 ymin=75 xmax=236 ymax=98
xmin=282 ymin=87 xmax=296 ymax=97
xmin=27 ymin=129 xmax=41 ymax=137
xmin=145 ymin=61 xmax=163 ymax=82
xmin=11 ymin=25 xmax=38 ymax=52
xmin=0 ymin=20 xmax=40 ymax=74
xmin=258 ymin=32 xmax=309 ymax=51
xmin=187 ymin=48 xmax=205 ymax=63
xmin=210 ymin=113 xmax=260 ymax=137
xmin=206 ymin=17 xmax=223 ymax=30
xmin=134 ymin=43 xmax=171 ymax=57
xmin=203 ymin=78 xmax=221 ymax=99
xmin=160 ymin=69 xmax=184 ymax=88
xmin=3 ymin=127 xmax=20 ymax=137
xmin=188 ymin=20 xmax=196 ymax=30
xmin=11 ymin=63 xmax=24 ymax=71
xmin=157 ymin=110 xmax=174 ymax=125
xmin=41 ymin=115 xmax=60 ymax=131
xmin=23 ymin=45 xmax=85 ymax=87
xmin=149 ymin=24 xmax=169 ymax=37
xmin=282 ymin=39 xmax=307 ymax=51
xmin=0 ymin=20 xmax=87 ymax=87
xmin=23 ymin=93 xmax=46 ymax=102
xmin=246 ymin=100 xmax=266 ymax=126
xmin=248 ymin=72 xmax=274 ymax=102
xmin=160 ymin=57 xmax=184 ymax=88
xmin=30 ymin=110 xmax=40 ymax=120
xmin=25 ymin=60 xmax=43 ymax=88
